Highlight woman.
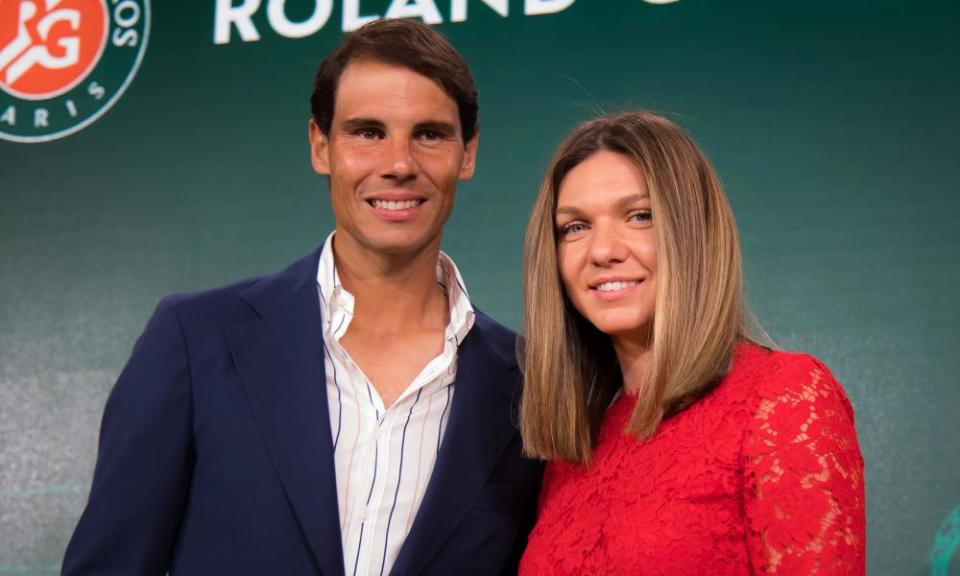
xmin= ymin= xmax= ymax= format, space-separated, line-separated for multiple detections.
xmin=518 ymin=112 xmax=865 ymax=575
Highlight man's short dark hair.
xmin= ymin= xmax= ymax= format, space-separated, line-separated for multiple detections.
xmin=310 ymin=19 xmax=479 ymax=143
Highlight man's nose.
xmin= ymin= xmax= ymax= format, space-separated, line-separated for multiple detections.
xmin=381 ymin=136 xmax=417 ymax=180
xmin=589 ymin=222 xmax=628 ymax=265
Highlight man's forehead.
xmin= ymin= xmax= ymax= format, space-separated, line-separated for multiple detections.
xmin=333 ymin=59 xmax=459 ymax=124
xmin=337 ymin=57 xmax=440 ymax=88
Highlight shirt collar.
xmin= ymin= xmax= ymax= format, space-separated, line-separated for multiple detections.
xmin=316 ymin=232 xmax=475 ymax=344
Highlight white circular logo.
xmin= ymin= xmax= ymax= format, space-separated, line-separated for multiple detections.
xmin=0 ymin=0 xmax=150 ymax=143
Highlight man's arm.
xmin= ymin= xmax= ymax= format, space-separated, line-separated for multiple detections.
xmin=501 ymin=460 xmax=543 ymax=576
xmin=62 ymin=296 xmax=195 ymax=575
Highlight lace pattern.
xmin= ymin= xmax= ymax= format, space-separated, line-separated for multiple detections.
xmin=519 ymin=344 xmax=866 ymax=576
xmin=744 ymin=357 xmax=865 ymax=574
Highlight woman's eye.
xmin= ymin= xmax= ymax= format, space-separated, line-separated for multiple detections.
xmin=559 ymin=222 xmax=588 ymax=236
xmin=629 ymin=210 xmax=652 ymax=223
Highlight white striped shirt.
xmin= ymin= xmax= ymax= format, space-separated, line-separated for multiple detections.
xmin=316 ymin=233 xmax=475 ymax=576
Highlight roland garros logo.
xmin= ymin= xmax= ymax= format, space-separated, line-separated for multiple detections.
xmin=0 ymin=0 xmax=149 ymax=143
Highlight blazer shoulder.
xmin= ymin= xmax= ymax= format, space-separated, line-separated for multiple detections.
xmin=469 ymin=310 xmax=520 ymax=373
xmin=157 ymin=248 xmax=321 ymax=329
xmin=157 ymin=275 xmax=262 ymax=329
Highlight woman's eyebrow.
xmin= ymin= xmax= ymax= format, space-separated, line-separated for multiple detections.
xmin=555 ymin=192 xmax=649 ymax=216
xmin=555 ymin=205 xmax=583 ymax=217
xmin=615 ymin=193 xmax=649 ymax=208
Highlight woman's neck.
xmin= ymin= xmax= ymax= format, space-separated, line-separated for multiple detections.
xmin=612 ymin=334 xmax=652 ymax=396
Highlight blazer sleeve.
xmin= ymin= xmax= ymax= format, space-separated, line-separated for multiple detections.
xmin=500 ymin=459 xmax=543 ymax=576
xmin=62 ymin=296 xmax=195 ymax=576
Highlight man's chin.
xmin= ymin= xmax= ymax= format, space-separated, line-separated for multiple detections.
xmin=362 ymin=234 xmax=442 ymax=258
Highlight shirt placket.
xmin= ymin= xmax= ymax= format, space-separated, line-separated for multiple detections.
xmin=319 ymin=243 xmax=475 ymax=576
xmin=347 ymin=356 xmax=396 ymax=576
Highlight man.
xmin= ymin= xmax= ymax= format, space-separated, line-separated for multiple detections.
xmin=63 ymin=19 xmax=542 ymax=576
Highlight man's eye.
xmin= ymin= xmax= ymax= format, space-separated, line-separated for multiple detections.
xmin=420 ymin=130 xmax=442 ymax=141
xmin=356 ymin=128 xmax=382 ymax=139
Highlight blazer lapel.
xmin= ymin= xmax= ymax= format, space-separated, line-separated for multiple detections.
xmin=390 ymin=324 xmax=519 ymax=575
xmin=227 ymin=252 xmax=345 ymax=576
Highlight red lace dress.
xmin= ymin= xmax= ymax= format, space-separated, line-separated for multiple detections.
xmin=519 ymin=344 xmax=866 ymax=575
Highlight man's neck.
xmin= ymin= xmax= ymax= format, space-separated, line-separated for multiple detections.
xmin=332 ymin=234 xmax=449 ymax=334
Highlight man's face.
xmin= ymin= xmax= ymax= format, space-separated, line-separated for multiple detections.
xmin=309 ymin=59 xmax=478 ymax=260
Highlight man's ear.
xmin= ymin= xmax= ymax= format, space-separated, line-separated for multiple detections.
xmin=459 ymin=132 xmax=479 ymax=180
xmin=308 ymin=119 xmax=330 ymax=175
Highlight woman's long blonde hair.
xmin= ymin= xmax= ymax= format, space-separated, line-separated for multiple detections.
xmin=521 ymin=111 xmax=753 ymax=464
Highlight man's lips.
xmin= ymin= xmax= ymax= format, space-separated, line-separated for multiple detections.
xmin=364 ymin=190 xmax=427 ymax=212
xmin=364 ymin=193 xmax=427 ymax=220
xmin=367 ymin=198 xmax=425 ymax=211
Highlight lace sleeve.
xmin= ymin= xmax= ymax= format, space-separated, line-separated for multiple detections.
xmin=743 ymin=355 xmax=866 ymax=575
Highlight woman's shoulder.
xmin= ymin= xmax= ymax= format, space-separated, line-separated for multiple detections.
xmin=730 ymin=342 xmax=853 ymax=411
xmin=727 ymin=342 xmax=859 ymax=449
xmin=732 ymin=340 xmax=831 ymax=373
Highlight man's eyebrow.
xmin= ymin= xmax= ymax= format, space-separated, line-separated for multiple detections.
xmin=414 ymin=120 xmax=458 ymax=135
xmin=340 ymin=117 xmax=386 ymax=131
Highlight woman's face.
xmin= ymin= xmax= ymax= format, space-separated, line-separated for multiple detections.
xmin=555 ymin=150 xmax=658 ymax=344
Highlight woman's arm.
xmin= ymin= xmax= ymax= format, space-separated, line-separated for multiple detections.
xmin=743 ymin=354 xmax=866 ymax=575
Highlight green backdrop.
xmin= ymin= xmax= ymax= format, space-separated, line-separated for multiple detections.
xmin=2 ymin=0 xmax=958 ymax=574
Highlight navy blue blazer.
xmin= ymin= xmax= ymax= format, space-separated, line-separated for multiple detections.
xmin=63 ymin=249 xmax=543 ymax=576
